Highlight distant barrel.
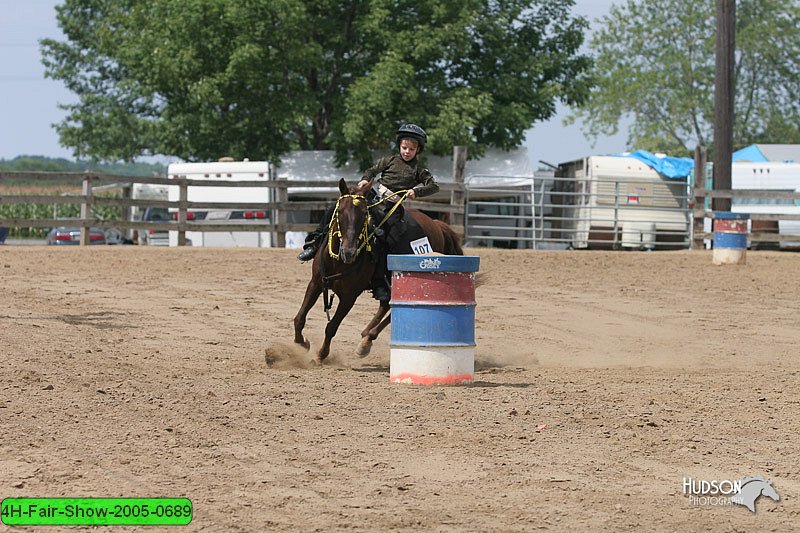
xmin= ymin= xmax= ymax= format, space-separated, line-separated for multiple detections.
xmin=387 ymin=255 xmax=480 ymax=385
xmin=713 ymin=211 xmax=749 ymax=265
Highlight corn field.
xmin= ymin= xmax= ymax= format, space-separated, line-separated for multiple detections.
xmin=0 ymin=186 xmax=122 ymax=238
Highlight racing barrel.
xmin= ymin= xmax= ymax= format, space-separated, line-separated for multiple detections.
xmin=387 ymin=254 xmax=480 ymax=385
xmin=712 ymin=211 xmax=749 ymax=265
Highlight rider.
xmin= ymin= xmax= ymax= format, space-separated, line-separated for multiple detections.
xmin=297 ymin=123 xmax=440 ymax=301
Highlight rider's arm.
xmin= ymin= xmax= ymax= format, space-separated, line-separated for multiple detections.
xmin=360 ymin=155 xmax=393 ymax=183
xmin=411 ymin=167 xmax=440 ymax=198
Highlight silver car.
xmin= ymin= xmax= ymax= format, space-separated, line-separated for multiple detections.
xmin=45 ymin=226 xmax=108 ymax=245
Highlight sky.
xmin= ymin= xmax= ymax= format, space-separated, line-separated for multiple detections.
xmin=0 ymin=0 xmax=627 ymax=167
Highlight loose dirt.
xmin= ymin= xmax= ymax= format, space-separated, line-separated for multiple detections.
xmin=1 ymin=247 xmax=798 ymax=531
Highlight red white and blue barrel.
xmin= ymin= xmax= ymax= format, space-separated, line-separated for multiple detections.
xmin=712 ymin=211 xmax=749 ymax=265
xmin=387 ymin=254 xmax=480 ymax=385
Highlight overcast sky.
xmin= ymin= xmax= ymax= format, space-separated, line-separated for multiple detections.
xmin=0 ymin=0 xmax=627 ymax=166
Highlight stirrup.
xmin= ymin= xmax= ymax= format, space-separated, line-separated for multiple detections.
xmin=372 ymin=286 xmax=391 ymax=302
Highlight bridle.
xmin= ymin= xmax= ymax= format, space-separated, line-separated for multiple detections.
xmin=319 ymin=188 xmax=410 ymax=321
xmin=327 ymin=194 xmax=372 ymax=260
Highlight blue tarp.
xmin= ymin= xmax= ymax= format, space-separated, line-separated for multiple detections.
xmin=614 ymin=149 xmax=694 ymax=179
xmin=731 ymin=145 xmax=768 ymax=162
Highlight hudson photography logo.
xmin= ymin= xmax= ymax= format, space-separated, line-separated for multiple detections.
xmin=683 ymin=476 xmax=780 ymax=512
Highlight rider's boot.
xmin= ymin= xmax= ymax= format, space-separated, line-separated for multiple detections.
xmin=371 ymin=277 xmax=391 ymax=302
xmin=370 ymin=242 xmax=391 ymax=302
xmin=297 ymin=230 xmax=323 ymax=262
xmin=298 ymin=205 xmax=336 ymax=262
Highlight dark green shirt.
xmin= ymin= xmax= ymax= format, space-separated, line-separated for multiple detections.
xmin=361 ymin=154 xmax=440 ymax=198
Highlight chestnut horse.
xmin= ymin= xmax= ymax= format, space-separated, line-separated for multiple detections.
xmin=293 ymin=177 xmax=463 ymax=362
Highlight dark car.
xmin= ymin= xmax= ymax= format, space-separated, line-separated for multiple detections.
xmin=45 ymin=226 xmax=107 ymax=245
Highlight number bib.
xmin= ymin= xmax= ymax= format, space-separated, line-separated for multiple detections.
xmin=410 ymin=236 xmax=433 ymax=255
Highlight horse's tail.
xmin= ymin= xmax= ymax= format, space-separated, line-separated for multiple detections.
xmin=436 ymin=220 xmax=464 ymax=255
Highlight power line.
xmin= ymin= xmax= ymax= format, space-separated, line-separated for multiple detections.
xmin=0 ymin=76 xmax=53 ymax=82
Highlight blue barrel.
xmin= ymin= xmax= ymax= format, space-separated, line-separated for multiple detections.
xmin=713 ymin=211 xmax=749 ymax=265
xmin=387 ymin=255 xmax=480 ymax=385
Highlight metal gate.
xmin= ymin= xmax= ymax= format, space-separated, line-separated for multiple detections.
xmin=464 ymin=175 xmax=539 ymax=249
xmin=464 ymin=173 xmax=692 ymax=250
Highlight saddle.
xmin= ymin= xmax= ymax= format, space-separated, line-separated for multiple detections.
xmin=368 ymin=201 xmax=424 ymax=254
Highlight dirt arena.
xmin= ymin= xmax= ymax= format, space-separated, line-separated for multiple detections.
xmin=1 ymin=246 xmax=799 ymax=531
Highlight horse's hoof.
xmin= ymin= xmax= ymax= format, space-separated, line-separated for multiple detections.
xmin=264 ymin=348 xmax=277 ymax=367
xmin=356 ymin=338 xmax=372 ymax=358
xmin=295 ymin=337 xmax=310 ymax=351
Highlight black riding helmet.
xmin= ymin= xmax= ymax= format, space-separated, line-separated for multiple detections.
xmin=396 ymin=123 xmax=427 ymax=152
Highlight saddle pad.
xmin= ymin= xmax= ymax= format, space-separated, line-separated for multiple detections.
xmin=387 ymin=212 xmax=427 ymax=254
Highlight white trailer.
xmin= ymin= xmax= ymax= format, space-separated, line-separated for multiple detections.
xmin=731 ymin=162 xmax=800 ymax=248
xmin=557 ymin=156 xmax=691 ymax=250
xmin=167 ymin=160 xmax=273 ymax=247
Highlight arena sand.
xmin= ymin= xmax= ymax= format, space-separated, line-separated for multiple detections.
xmin=1 ymin=247 xmax=799 ymax=531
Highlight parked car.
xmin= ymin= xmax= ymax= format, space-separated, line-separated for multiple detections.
xmin=45 ymin=226 xmax=107 ymax=245
xmin=136 ymin=207 xmax=170 ymax=246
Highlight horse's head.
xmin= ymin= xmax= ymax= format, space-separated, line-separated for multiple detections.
xmin=333 ymin=178 xmax=373 ymax=264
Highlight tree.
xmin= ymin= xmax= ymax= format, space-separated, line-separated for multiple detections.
xmin=41 ymin=0 xmax=592 ymax=166
xmin=569 ymin=0 xmax=800 ymax=155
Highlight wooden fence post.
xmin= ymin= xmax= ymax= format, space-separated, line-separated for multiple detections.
xmin=275 ymin=177 xmax=288 ymax=248
xmin=80 ymin=174 xmax=93 ymax=246
xmin=121 ymin=184 xmax=132 ymax=241
xmin=692 ymin=145 xmax=707 ymax=249
xmin=178 ymin=179 xmax=188 ymax=246
xmin=451 ymin=146 xmax=466 ymax=231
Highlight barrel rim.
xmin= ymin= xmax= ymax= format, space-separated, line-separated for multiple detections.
xmin=387 ymin=254 xmax=480 ymax=273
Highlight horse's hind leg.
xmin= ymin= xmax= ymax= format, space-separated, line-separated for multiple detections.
xmin=357 ymin=301 xmax=390 ymax=357
xmin=317 ymin=294 xmax=358 ymax=363
xmin=293 ymin=281 xmax=323 ymax=350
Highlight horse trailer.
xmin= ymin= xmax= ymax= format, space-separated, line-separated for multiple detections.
xmin=167 ymin=160 xmax=274 ymax=247
xmin=731 ymin=162 xmax=800 ymax=249
xmin=554 ymin=156 xmax=692 ymax=250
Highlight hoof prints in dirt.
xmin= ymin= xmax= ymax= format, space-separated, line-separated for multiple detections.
xmin=59 ymin=312 xmax=135 ymax=330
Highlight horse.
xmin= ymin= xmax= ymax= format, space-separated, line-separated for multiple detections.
xmin=293 ymin=177 xmax=463 ymax=363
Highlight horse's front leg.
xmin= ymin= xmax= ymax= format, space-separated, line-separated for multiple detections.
xmin=357 ymin=301 xmax=391 ymax=357
xmin=317 ymin=293 xmax=358 ymax=363
xmin=293 ymin=279 xmax=323 ymax=350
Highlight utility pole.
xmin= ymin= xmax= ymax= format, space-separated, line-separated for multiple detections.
xmin=712 ymin=0 xmax=735 ymax=212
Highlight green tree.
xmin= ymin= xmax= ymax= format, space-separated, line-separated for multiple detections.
xmin=0 ymin=156 xmax=164 ymax=176
xmin=41 ymin=0 xmax=591 ymax=167
xmin=569 ymin=0 xmax=800 ymax=155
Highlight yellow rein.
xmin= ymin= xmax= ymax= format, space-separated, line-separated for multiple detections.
xmin=366 ymin=189 xmax=410 ymax=237
xmin=327 ymin=189 xmax=411 ymax=260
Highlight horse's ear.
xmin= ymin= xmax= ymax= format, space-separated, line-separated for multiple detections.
xmin=338 ymin=178 xmax=348 ymax=196
xmin=363 ymin=177 xmax=375 ymax=191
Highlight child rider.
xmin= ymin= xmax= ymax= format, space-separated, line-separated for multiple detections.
xmin=297 ymin=123 xmax=439 ymax=301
